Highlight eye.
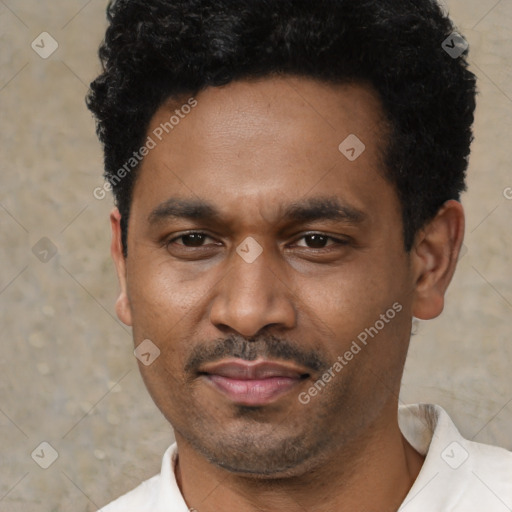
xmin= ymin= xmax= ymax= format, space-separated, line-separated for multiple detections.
xmin=293 ymin=233 xmax=348 ymax=249
xmin=168 ymin=232 xmax=217 ymax=248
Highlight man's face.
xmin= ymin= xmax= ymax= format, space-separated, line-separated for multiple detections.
xmin=117 ymin=77 xmax=418 ymax=476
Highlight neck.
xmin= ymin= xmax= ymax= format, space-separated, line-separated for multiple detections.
xmin=174 ymin=406 xmax=424 ymax=512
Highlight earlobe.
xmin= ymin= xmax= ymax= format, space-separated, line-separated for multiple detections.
xmin=110 ymin=208 xmax=133 ymax=327
xmin=411 ymin=200 xmax=465 ymax=321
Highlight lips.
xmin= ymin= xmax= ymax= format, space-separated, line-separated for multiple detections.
xmin=199 ymin=359 xmax=309 ymax=406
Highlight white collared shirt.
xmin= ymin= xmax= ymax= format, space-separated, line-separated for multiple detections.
xmin=98 ymin=404 xmax=512 ymax=511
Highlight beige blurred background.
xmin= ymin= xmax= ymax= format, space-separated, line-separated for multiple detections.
xmin=0 ymin=0 xmax=511 ymax=510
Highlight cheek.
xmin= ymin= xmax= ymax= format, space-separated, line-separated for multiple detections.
xmin=127 ymin=262 xmax=202 ymax=413
xmin=127 ymin=257 xmax=203 ymax=328
xmin=126 ymin=257 xmax=219 ymax=379
xmin=299 ymin=261 xmax=404 ymax=332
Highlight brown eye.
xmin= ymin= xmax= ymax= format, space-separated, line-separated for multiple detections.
xmin=169 ymin=232 xmax=214 ymax=247
xmin=295 ymin=234 xmax=348 ymax=249
xmin=303 ymin=234 xmax=329 ymax=248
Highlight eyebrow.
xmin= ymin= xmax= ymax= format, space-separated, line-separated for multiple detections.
xmin=148 ymin=196 xmax=366 ymax=226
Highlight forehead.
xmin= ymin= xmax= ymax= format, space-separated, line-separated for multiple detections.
xmin=131 ymin=76 xmax=397 ymax=227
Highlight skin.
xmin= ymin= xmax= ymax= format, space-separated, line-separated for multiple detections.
xmin=110 ymin=76 xmax=465 ymax=512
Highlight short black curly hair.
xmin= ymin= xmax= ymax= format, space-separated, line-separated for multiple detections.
xmin=87 ymin=0 xmax=477 ymax=256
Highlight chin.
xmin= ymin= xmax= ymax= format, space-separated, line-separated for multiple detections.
xmin=188 ymin=428 xmax=328 ymax=479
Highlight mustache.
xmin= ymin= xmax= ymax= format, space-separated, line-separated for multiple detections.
xmin=184 ymin=333 xmax=329 ymax=375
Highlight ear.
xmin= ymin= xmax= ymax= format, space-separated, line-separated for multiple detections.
xmin=110 ymin=208 xmax=133 ymax=326
xmin=410 ymin=200 xmax=465 ymax=320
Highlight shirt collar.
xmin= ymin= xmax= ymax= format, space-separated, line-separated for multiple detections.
xmin=398 ymin=403 xmax=471 ymax=510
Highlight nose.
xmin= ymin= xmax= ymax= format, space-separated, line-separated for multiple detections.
xmin=209 ymin=242 xmax=296 ymax=337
